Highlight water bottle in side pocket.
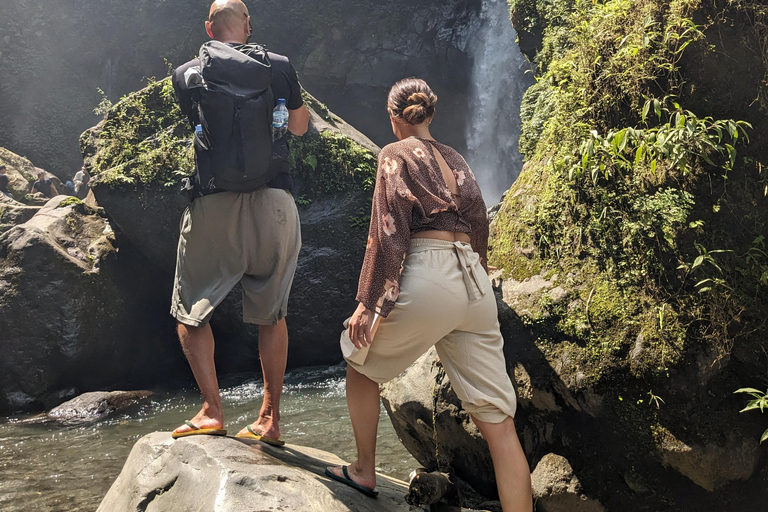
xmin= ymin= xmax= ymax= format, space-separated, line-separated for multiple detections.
xmin=272 ymin=98 xmax=289 ymax=141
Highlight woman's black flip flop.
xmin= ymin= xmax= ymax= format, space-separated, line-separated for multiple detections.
xmin=324 ymin=466 xmax=379 ymax=498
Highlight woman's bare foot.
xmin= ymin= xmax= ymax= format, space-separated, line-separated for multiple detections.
xmin=328 ymin=460 xmax=377 ymax=491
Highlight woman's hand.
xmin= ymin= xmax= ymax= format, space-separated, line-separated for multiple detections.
xmin=348 ymin=302 xmax=375 ymax=349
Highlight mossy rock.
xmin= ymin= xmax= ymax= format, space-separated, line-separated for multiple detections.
xmin=79 ymin=79 xmax=380 ymax=370
xmin=485 ymin=0 xmax=768 ymax=509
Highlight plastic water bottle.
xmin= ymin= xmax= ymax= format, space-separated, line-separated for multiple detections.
xmin=272 ymin=98 xmax=289 ymax=141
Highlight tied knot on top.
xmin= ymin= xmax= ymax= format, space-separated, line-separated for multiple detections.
xmin=452 ymin=241 xmax=485 ymax=302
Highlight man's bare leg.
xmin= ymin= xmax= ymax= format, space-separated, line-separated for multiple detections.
xmin=173 ymin=322 xmax=224 ymax=434
xmin=237 ymin=317 xmax=288 ymax=439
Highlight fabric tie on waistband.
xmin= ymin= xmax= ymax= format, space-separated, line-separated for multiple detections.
xmin=451 ymin=241 xmax=485 ymax=302
xmin=408 ymin=239 xmax=486 ymax=302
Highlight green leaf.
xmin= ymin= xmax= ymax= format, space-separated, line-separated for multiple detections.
xmin=654 ymin=99 xmax=662 ymax=119
xmin=740 ymin=403 xmax=762 ymax=413
xmin=733 ymin=388 xmax=763 ymax=395
xmin=761 ymin=428 xmax=768 ymax=444
xmin=635 ymin=146 xmax=645 ymax=166
xmin=725 ymin=144 xmax=736 ymax=169
xmin=692 ymin=255 xmax=705 ymax=269
xmin=615 ymin=129 xmax=628 ymax=153
xmin=642 ymin=101 xmax=651 ymax=124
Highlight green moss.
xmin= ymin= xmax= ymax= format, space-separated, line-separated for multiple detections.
xmin=57 ymin=197 xmax=84 ymax=208
xmin=301 ymin=90 xmax=337 ymax=125
xmin=81 ymin=77 xmax=192 ymax=190
xmin=288 ymin=130 xmax=377 ymax=197
xmin=56 ymin=196 xmax=100 ymax=217
xmin=493 ymin=0 xmax=768 ymax=396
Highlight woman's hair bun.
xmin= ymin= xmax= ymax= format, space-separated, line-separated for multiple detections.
xmin=387 ymin=78 xmax=438 ymax=126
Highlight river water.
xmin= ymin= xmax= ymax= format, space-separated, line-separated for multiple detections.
xmin=0 ymin=365 xmax=417 ymax=512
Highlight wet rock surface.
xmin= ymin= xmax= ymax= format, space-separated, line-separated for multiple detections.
xmin=47 ymin=391 xmax=153 ymax=424
xmin=0 ymin=195 xmax=40 ymax=235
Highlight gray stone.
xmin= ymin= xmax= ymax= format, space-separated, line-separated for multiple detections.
xmin=47 ymin=390 xmax=153 ymax=424
xmin=0 ymin=196 xmax=181 ymax=414
xmin=0 ymin=147 xmax=32 ymax=199
xmin=531 ymin=454 xmax=605 ymax=512
xmin=97 ymin=432 xmax=413 ymax=512
xmin=658 ymin=430 xmax=760 ymax=491
xmin=0 ymin=194 xmax=40 ymax=235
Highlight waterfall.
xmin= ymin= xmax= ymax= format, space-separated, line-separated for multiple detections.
xmin=465 ymin=0 xmax=533 ymax=205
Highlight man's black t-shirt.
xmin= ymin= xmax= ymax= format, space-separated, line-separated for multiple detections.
xmin=172 ymin=46 xmax=304 ymax=191
xmin=0 ymin=175 xmax=9 ymax=194
xmin=34 ymin=179 xmax=53 ymax=197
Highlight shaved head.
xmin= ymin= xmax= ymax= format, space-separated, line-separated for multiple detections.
xmin=207 ymin=0 xmax=250 ymax=42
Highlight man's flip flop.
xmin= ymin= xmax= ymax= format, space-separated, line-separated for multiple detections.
xmin=324 ymin=466 xmax=379 ymax=498
xmin=235 ymin=424 xmax=286 ymax=447
xmin=171 ymin=420 xmax=227 ymax=439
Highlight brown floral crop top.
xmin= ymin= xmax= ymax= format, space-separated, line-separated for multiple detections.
xmin=356 ymin=136 xmax=489 ymax=317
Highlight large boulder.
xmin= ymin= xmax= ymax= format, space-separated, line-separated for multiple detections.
xmin=530 ymin=454 xmax=605 ymax=512
xmin=0 ymin=147 xmax=63 ymax=201
xmin=79 ymin=80 xmax=378 ymax=370
xmin=0 ymin=194 xmax=40 ymax=235
xmin=98 ymin=432 xmax=414 ymax=512
xmin=0 ymin=196 xmax=186 ymax=414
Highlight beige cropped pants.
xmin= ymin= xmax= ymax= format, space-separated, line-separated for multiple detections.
xmin=346 ymin=239 xmax=517 ymax=423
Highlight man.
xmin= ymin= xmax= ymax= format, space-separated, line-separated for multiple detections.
xmin=73 ymin=167 xmax=91 ymax=199
xmin=0 ymin=165 xmax=10 ymax=198
xmin=31 ymin=171 xmax=58 ymax=198
xmin=169 ymin=0 xmax=309 ymax=442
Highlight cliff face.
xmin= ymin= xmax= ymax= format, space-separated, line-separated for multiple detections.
xmin=482 ymin=0 xmax=768 ymax=509
xmin=0 ymin=0 xmax=482 ymax=178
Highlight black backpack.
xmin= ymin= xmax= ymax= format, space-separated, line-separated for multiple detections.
xmin=190 ymin=41 xmax=277 ymax=194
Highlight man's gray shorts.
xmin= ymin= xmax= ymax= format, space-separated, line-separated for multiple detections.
xmin=171 ymin=187 xmax=301 ymax=327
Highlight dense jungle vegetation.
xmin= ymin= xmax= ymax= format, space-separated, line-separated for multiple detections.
xmin=493 ymin=0 xmax=768 ymax=439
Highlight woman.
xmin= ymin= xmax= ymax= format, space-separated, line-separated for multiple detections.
xmin=326 ymin=78 xmax=532 ymax=511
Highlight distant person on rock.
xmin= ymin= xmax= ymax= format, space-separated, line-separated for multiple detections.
xmin=168 ymin=0 xmax=309 ymax=443
xmin=325 ymin=78 xmax=532 ymax=511
xmin=31 ymin=171 xmax=58 ymax=198
xmin=0 ymin=165 xmax=11 ymax=198
xmin=73 ymin=167 xmax=91 ymax=199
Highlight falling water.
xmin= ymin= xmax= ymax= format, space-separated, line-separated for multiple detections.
xmin=465 ymin=0 xmax=534 ymax=205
